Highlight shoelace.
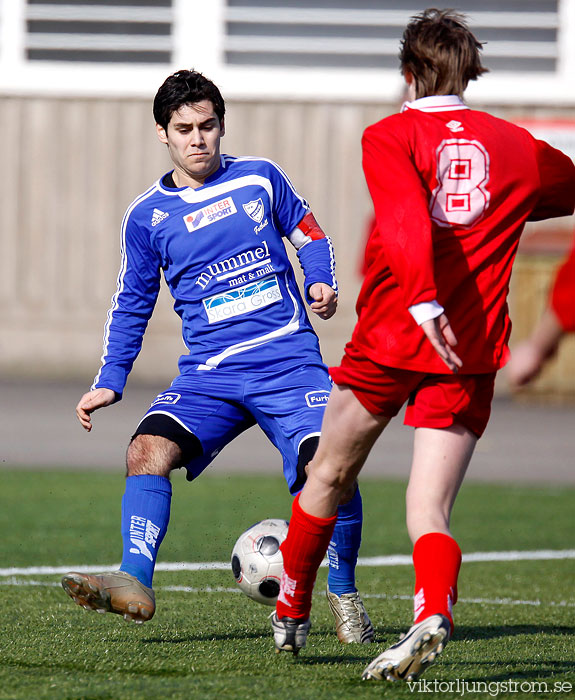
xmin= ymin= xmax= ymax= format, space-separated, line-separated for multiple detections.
xmin=338 ymin=594 xmax=364 ymax=629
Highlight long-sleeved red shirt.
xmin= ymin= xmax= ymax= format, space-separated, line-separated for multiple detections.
xmin=551 ymin=241 xmax=575 ymax=332
xmin=353 ymin=96 xmax=575 ymax=374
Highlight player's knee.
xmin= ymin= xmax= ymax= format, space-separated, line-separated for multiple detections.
xmin=126 ymin=434 xmax=182 ymax=477
xmin=292 ymin=435 xmax=356 ymax=498
xmin=309 ymin=457 xmax=355 ymax=496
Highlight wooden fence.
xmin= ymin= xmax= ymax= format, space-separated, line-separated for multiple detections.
xmin=1 ymin=96 xmax=573 ymax=397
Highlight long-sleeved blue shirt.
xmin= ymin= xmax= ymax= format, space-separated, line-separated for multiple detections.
xmin=93 ymin=155 xmax=337 ymax=396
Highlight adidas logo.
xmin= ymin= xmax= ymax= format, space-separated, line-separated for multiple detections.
xmin=151 ymin=208 xmax=169 ymax=227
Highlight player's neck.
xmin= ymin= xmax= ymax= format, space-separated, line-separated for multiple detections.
xmin=171 ymin=168 xmax=206 ymax=190
xmin=171 ymin=161 xmax=220 ymax=190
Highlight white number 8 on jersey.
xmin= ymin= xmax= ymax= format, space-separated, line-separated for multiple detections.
xmin=430 ymin=139 xmax=491 ymax=228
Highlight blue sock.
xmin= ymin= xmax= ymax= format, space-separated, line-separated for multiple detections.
xmin=120 ymin=474 xmax=172 ymax=588
xmin=327 ymin=486 xmax=363 ymax=595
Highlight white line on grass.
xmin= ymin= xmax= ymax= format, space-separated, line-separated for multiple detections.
xmin=1 ymin=579 xmax=573 ymax=609
xmin=158 ymin=588 xmax=575 ymax=608
xmin=1 ymin=549 xmax=574 ymax=577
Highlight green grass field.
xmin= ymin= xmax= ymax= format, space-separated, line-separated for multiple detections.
xmin=1 ymin=469 xmax=574 ymax=699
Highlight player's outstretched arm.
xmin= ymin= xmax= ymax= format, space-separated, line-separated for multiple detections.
xmin=507 ymin=308 xmax=564 ymax=387
xmin=309 ymin=282 xmax=337 ymax=320
xmin=420 ymin=314 xmax=462 ymax=373
xmin=75 ymin=388 xmax=116 ymax=432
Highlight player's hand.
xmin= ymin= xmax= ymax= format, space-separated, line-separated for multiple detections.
xmin=420 ymin=314 xmax=462 ymax=373
xmin=75 ymin=388 xmax=116 ymax=432
xmin=309 ymin=283 xmax=337 ymax=320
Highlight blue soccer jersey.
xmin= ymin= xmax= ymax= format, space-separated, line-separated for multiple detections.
xmin=93 ymin=155 xmax=337 ymax=395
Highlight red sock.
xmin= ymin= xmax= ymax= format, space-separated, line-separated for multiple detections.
xmin=413 ymin=532 xmax=461 ymax=631
xmin=276 ymin=493 xmax=337 ymax=620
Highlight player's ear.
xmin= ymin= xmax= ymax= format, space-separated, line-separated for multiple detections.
xmin=403 ymin=71 xmax=416 ymax=101
xmin=220 ymin=118 xmax=225 ymax=137
xmin=156 ymin=123 xmax=168 ymax=145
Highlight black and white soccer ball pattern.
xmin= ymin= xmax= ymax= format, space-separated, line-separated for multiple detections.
xmin=231 ymin=518 xmax=289 ymax=606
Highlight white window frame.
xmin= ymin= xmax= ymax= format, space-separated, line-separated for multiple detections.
xmin=0 ymin=0 xmax=574 ymax=105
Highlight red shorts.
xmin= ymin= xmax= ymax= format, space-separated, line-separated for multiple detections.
xmin=330 ymin=345 xmax=496 ymax=438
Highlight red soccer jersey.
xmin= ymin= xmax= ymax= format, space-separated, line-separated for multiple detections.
xmin=551 ymin=240 xmax=575 ymax=332
xmin=353 ymin=96 xmax=575 ymax=374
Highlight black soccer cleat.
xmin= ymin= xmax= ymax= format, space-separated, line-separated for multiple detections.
xmin=271 ymin=612 xmax=311 ymax=656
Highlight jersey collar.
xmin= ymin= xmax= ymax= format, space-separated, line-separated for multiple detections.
xmin=401 ymin=95 xmax=469 ymax=113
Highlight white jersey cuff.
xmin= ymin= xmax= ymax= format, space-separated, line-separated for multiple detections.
xmin=408 ymin=300 xmax=444 ymax=325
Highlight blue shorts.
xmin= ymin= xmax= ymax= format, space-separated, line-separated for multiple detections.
xmin=137 ymin=362 xmax=331 ymax=492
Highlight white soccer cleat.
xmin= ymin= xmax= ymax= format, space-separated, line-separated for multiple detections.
xmin=326 ymin=586 xmax=375 ymax=644
xmin=270 ymin=612 xmax=311 ymax=656
xmin=362 ymin=614 xmax=450 ymax=682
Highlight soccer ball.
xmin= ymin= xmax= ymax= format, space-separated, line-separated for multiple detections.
xmin=231 ymin=518 xmax=289 ymax=606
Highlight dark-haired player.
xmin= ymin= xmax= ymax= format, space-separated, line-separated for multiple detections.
xmin=271 ymin=8 xmax=575 ymax=681
xmin=61 ymin=70 xmax=373 ymax=645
